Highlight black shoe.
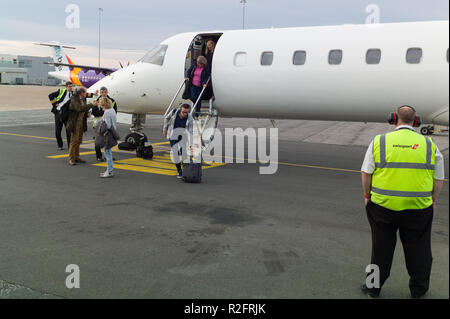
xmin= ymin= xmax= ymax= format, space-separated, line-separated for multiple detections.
xmin=360 ymin=283 xmax=379 ymax=299
xmin=97 ymin=157 xmax=105 ymax=162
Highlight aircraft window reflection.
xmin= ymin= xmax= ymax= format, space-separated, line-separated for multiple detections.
xmin=366 ymin=49 xmax=382 ymax=64
xmin=329 ymin=50 xmax=343 ymax=65
xmin=406 ymin=48 xmax=422 ymax=64
xmin=261 ymin=52 xmax=274 ymax=66
xmin=140 ymin=45 xmax=168 ymax=66
xmin=293 ymin=51 xmax=307 ymax=65
xmin=234 ymin=52 xmax=247 ymax=67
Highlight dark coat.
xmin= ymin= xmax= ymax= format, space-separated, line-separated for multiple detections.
xmin=48 ymin=88 xmax=70 ymax=113
xmin=66 ymin=95 xmax=95 ymax=133
xmin=186 ymin=64 xmax=210 ymax=87
xmin=92 ymin=95 xmax=118 ymax=117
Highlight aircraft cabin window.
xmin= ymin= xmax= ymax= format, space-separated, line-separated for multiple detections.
xmin=234 ymin=52 xmax=247 ymax=67
xmin=293 ymin=51 xmax=307 ymax=65
xmin=329 ymin=50 xmax=343 ymax=65
xmin=140 ymin=44 xmax=168 ymax=66
xmin=261 ymin=52 xmax=274 ymax=66
xmin=406 ymin=48 xmax=422 ymax=64
xmin=366 ymin=49 xmax=382 ymax=64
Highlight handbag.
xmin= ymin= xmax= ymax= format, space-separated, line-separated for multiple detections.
xmin=94 ymin=120 xmax=107 ymax=148
xmin=182 ymin=80 xmax=191 ymax=100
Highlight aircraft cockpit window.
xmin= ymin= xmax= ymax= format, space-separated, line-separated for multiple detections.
xmin=140 ymin=45 xmax=168 ymax=66
xmin=366 ymin=49 xmax=382 ymax=64
xmin=293 ymin=51 xmax=307 ymax=65
xmin=406 ymin=48 xmax=422 ymax=64
xmin=329 ymin=50 xmax=343 ymax=65
xmin=261 ymin=52 xmax=274 ymax=66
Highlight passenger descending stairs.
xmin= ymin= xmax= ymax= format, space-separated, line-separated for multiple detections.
xmin=164 ymin=78 xmax=219 ymax=158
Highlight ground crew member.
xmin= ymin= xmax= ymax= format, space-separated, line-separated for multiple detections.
xmin=66 ymin=87 xmax=98 ymax=165
xmin=92 ymin=86 xmax=118 ymax=161
xmin=48 ymin=81 xmax=73 ymax=150
xmin=360 ymin=105 xmax=445 ymax=299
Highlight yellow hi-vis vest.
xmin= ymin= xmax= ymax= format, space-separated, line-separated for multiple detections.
xmin=56 ymin=89 xmax=66 ymax=102
xmin=371 ymin=128 xmax=436 ymax=211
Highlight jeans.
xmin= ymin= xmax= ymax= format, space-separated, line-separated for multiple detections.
xmin=190 ymin=85 xmax=203 ymax=116
xmin=104 ymin=148 xmax=113 ymax=173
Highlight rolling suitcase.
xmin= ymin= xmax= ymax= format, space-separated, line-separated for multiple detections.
xmin=182 ymin=162 xmax=202 ymax=183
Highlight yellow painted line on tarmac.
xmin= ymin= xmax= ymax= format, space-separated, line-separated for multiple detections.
xmin=93 ymin=155 xmax=226 ymax=176
xmin=0 ymin=132 xmax=57 ymax=141
xmin=47 ymin=151 xmax=97 ymax=159
xmin=3 ymin=131 xmax=446 ymax=181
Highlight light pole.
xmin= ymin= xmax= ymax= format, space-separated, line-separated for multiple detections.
xmin=240 ymin=0 xmax=247 ymax=30
xmin=98 ymin=8 xmax=103 ymax=67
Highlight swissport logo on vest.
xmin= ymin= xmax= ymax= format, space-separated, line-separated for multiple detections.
xmin=392 ymin=144 xmax=420 ymax=150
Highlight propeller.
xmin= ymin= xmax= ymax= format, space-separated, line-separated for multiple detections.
xmin=119 ymin=61 xmax=131 ymax=68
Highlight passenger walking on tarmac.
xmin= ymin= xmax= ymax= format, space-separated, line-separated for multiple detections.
xmin=185 ymin=56 xmax=210 ymax=118
xmin=360 ymin=105 xmax=445 ymax=299
xmin=48 ymin=81 xmax=73 ymax=150
xmin=99 ymin=97 xmax=119 ymax=178
xmin=66 ymin=87 xmax=98 ymax=166
xmin=162 ymin=104 xmax=194 ymax=179
xmin=92 ymin=86 xmax=118 ymax=161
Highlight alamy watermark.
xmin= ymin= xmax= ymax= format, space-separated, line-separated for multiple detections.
xmin=365 ymin=264 xmax=380 ymax=289
xmin=365 ymin=4 xmax=381 ymax=25
xmin=66 ymin=264 xmax=80 ymax=289
xmin=170 ymin=127 xmax=279 ymax=175
xmin=65 ymin=4 xmax=80 ymax=29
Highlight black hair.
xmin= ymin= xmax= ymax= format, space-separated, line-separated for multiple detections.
xmin=180 ymin=103 xmax=191 ymax=110
xmin=66 ymin=81 xmax=73 ymax=86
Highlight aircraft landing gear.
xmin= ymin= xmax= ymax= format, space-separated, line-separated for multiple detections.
xmin=420 ymin=125 xmax=434 ymax=136
xmin=124 ymin=114 xmax=148 ymax=149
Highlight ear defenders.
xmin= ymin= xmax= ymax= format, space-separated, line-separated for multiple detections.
xmin=388 ymin=105 xmax=422 ymax=127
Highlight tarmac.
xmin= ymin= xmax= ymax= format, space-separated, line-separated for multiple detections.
xmin=0 ymin=93 xmax=448 ymax=299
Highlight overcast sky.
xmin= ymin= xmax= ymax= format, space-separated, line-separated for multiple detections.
xmin=1 ymin=0 xmax=448 ymax=67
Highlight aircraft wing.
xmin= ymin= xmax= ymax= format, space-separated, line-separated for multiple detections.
xmin=45 ymin=62 xmax=117 ymax=74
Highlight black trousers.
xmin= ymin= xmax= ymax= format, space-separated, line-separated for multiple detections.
xmin=170 ymin=138 xmax=183 ymax=174
xmin=54 ymin=112 xmax=71 ymax=148
xmin=365 ymin=201 xmax=433 ymax=297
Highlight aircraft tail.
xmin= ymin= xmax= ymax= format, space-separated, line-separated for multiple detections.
xmin=34 ymin=41 xmax=76 ymax=79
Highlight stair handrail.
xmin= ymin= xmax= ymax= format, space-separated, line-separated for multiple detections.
xmin=164 ymin=79 xmax=187 ymax=117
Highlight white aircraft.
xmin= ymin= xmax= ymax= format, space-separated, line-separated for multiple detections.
xmin=88 ymin=20 xmax=449 ymax=147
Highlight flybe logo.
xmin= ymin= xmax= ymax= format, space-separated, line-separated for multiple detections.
xmin=392 ymin=144 xmax=420 ymax=149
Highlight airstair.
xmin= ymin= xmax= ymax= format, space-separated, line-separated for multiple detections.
xmin=164 ymin=78 xmax=219 ymax=157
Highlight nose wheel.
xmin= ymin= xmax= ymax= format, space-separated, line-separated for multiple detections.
xmin=420 ymin=125 xmax=434 ymax=136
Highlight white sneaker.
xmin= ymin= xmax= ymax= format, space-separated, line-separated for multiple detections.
xmin=100 ymin=171 xmax=114 ymax=178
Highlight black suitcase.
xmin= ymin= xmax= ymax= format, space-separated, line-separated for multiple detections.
xmin=182 ymin=162 xmax=202 ymax=183
xmin=136 ymin=144 xmax=153 ymax=159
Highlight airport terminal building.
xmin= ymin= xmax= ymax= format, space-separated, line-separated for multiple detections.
xmin=0 ymin=54 xmax=60 ymax=86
